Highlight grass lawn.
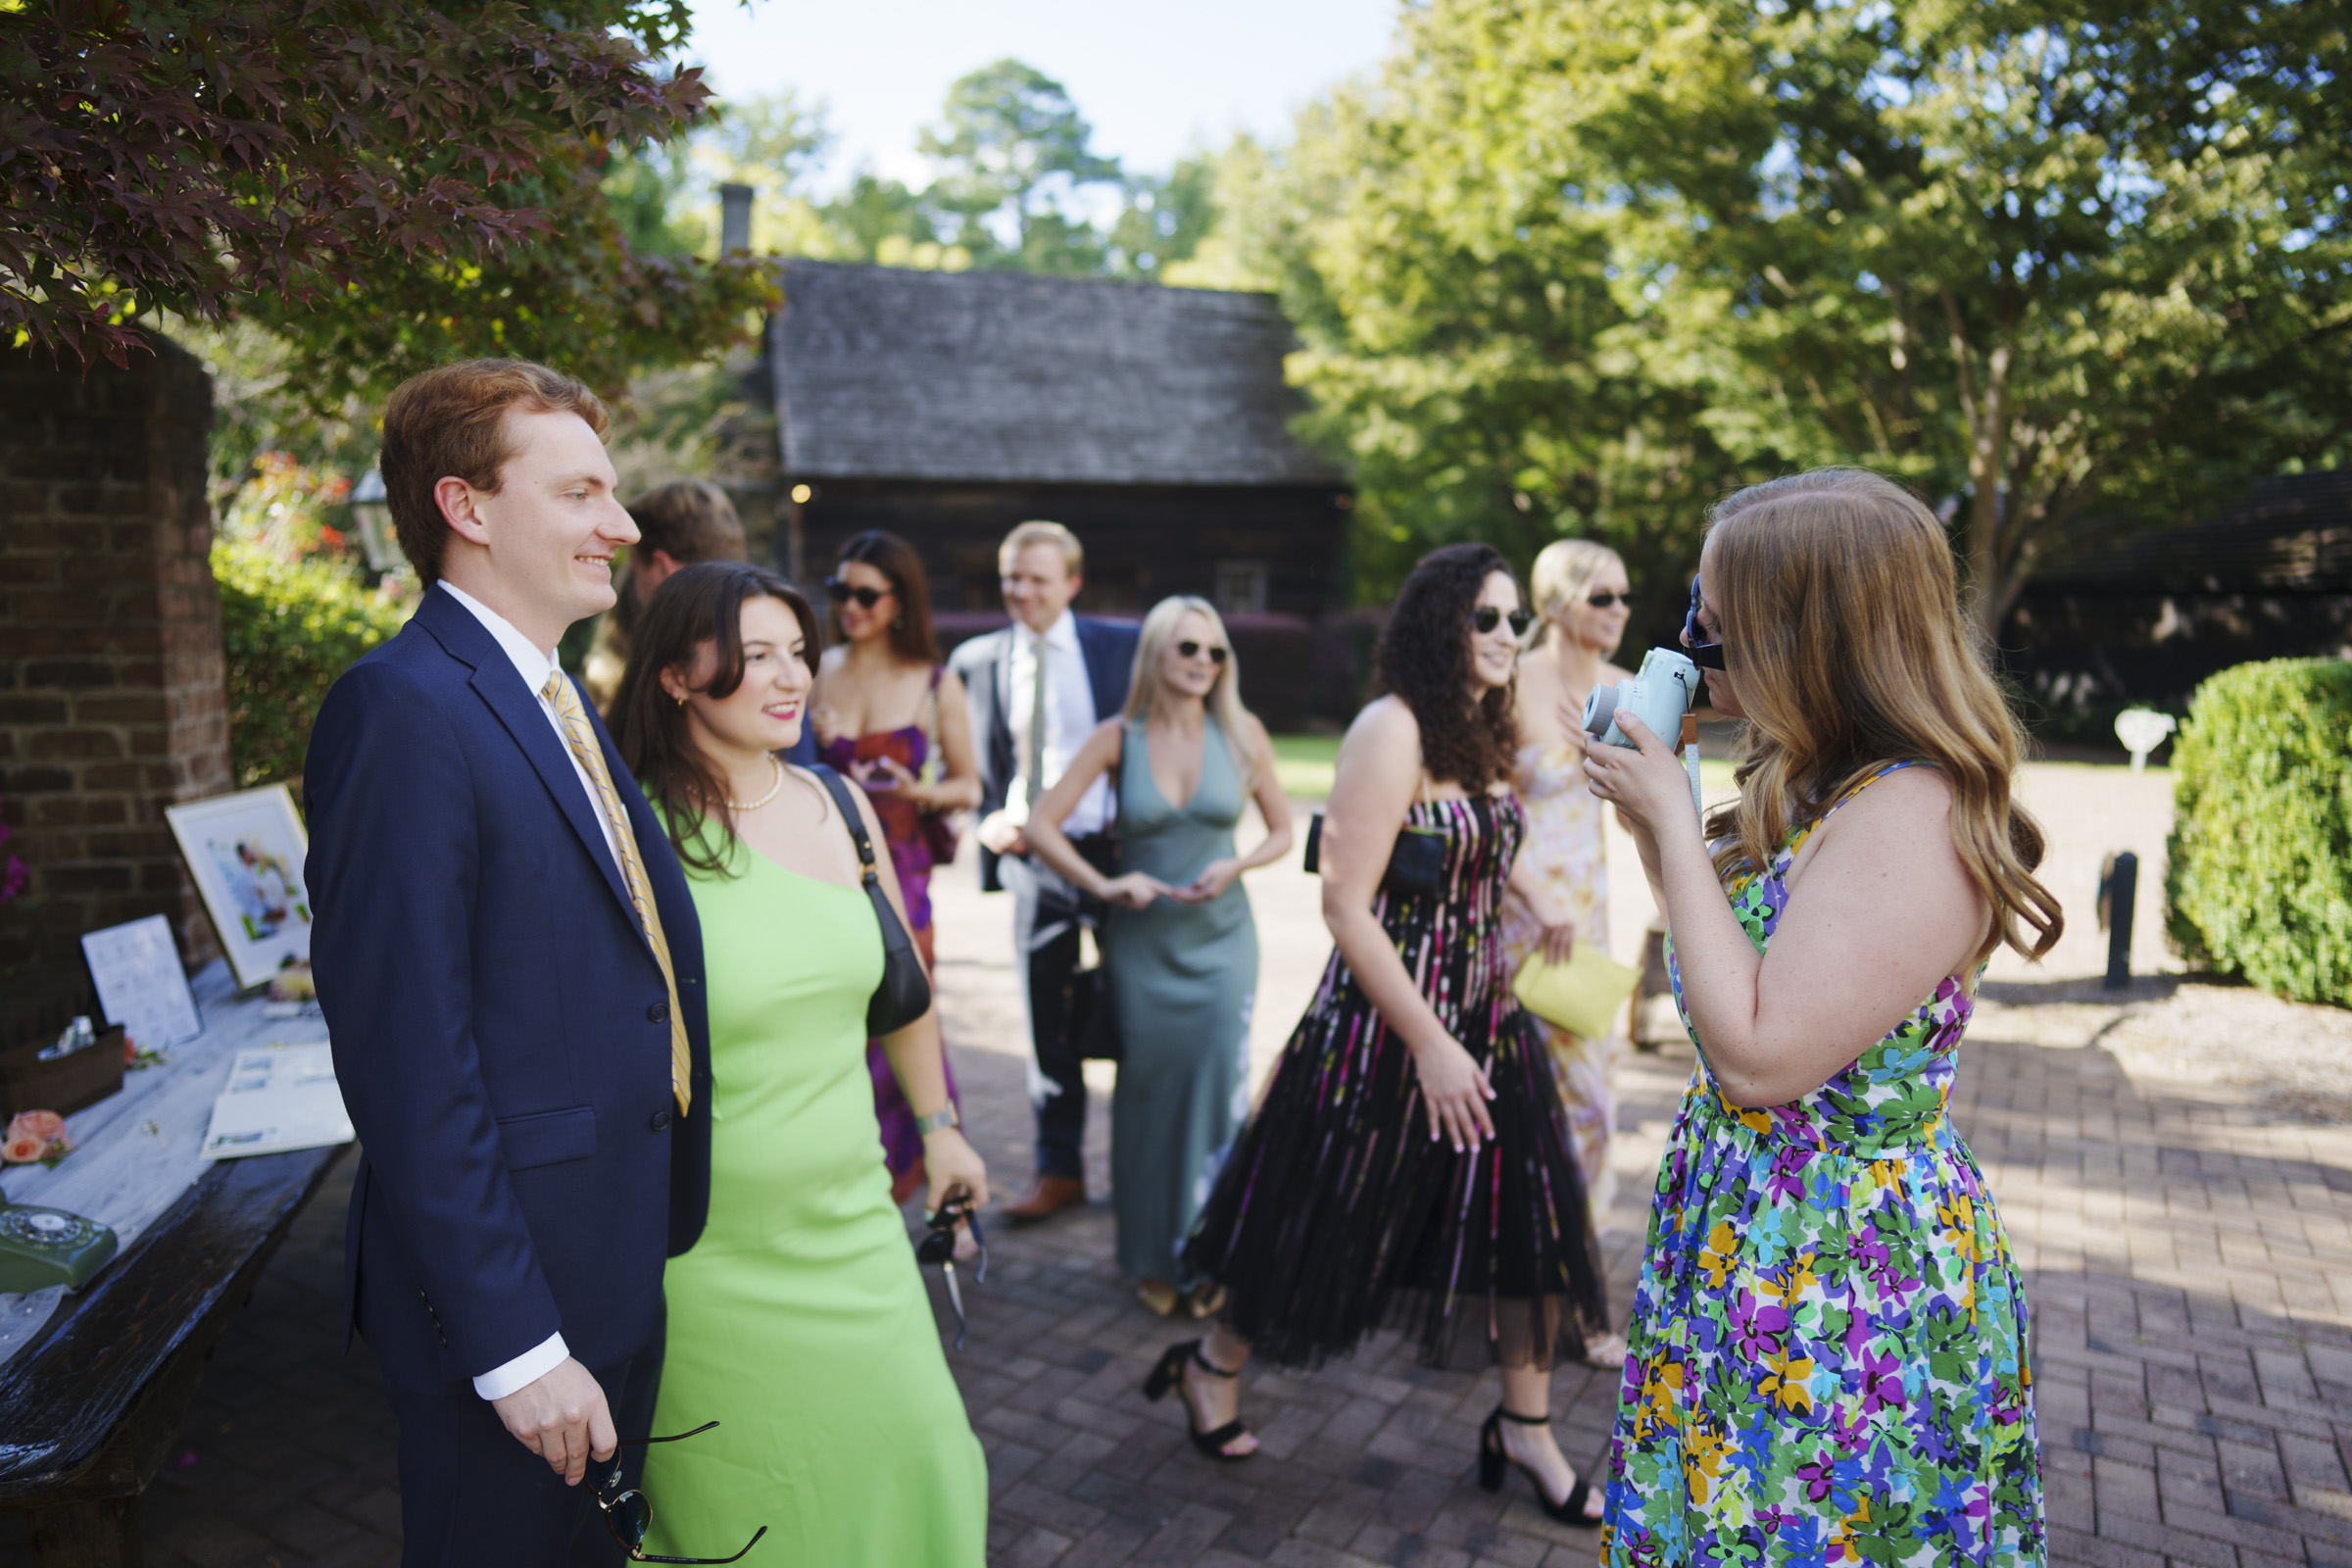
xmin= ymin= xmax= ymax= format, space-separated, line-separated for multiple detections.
xmin=1271 ymin=733 xmax=1342 ymax=800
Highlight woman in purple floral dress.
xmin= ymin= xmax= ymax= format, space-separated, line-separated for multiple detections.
xmin=1582 ymin=470 xmax=2064 ymax=1566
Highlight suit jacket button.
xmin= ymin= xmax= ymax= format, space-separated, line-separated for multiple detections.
xmin=650 ymin=1108 xmax=673 ymax=1132
xmin=647 ymin=1000 xmax=669 ymax=1024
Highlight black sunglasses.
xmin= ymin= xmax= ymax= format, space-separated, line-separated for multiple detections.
xmin=596 ymin=1423 xmax=768 ymax=1564
xmin=1683 ymin=575 xmax=1727 ymax=670
xmin=917 ymin=1195 xmax=987 ymax=1350
xmin=1471 ymin=607 xmax=1537 ymax=637
xmin=1175 ymin=640 xmax=1229 ymax=665
xmin=824 ymin=577 xmax=893 ymax=610
xmin=1587 ymin=591 xmax=1634 ymax=611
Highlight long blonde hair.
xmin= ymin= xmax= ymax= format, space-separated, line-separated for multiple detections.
xmin=1703 ymin=468 xmax=2062 ymax=964
xmin=1525 ymin=538 xmax=1625 ymax=650
xmin=1124 ymin=597 xmax=1257 ymax=790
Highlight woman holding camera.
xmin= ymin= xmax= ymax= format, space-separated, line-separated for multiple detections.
xmin=1582 ymin=470 xmax=2060 ymax=1564
xmin=1160 ymin=545 xmax=1607 ymax=1523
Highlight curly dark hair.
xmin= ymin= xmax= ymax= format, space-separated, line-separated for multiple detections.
xmin=1373 ymin=542 xmax=1520 ymax=790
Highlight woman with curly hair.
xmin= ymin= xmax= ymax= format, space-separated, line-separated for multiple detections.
xmin=1149 ymin=544 xmax=1610 ymax=1524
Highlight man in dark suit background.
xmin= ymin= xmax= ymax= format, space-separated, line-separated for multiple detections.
xmin=306 ymin=360 xmax=711 ymax=1566
xmin=949 ymin=521 xmax=1139 ymax=1225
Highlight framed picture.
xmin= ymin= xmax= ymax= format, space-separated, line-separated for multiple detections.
xmin=165 ymin=785 xmax=314 ymax=991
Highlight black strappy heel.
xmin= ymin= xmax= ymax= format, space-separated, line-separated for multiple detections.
xmin=1142 ymin=1340 xmax=1255 ymax=1461
xmin=1477 ymin=1406 xmax=1600 ymax=1527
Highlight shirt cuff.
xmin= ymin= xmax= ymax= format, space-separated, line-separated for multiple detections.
xmin=473 ymin=1333 xmax=568 ymax=1400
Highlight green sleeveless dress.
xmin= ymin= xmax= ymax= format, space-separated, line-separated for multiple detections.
xmin=1103 ymin=717 xmax=1259 ymax=1287
xmin=639 ymin=820 xmax=986 ymax=1565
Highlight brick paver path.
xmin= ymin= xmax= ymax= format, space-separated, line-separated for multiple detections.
xmin=8 ymin=794 xmax=2350 ymax=1566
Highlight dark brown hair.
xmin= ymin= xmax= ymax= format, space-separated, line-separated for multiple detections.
xmin=379 ymin=359 xmax=609 ymax=586
xmin=832 ymin=529 xmax=940 ymax=663
xmin=613 ymin=561 xmax=822 ymax=877
xmin=1373 ymin=542 xmax=1520 ymax=791
xmin=628 ymin=480 xmax=746 ymax=566
xmin=610 ymin=481 xmax=749 ymax=646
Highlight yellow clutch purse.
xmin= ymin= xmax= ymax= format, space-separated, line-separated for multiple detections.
xmin=1511 ymin=944 xmax=1642 ymax=1039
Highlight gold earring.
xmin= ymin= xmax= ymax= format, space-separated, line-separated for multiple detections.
xmin=673 ymin=692 xmax=687 ymax=709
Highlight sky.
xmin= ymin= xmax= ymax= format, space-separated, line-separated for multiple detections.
xmin=677 ymin=0 xmax=1400 ymax=192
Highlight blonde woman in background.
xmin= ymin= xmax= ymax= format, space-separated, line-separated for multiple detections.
xmin=1507 ymin=540 xmax=1636 ymax=1363
xmin=1025 ymin=597 xmax=1292 ymax=1318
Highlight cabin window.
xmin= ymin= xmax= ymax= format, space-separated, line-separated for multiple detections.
xmin=1215 ymin=560 xmax=1269 ymax=615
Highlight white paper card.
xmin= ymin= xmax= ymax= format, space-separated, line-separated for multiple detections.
xmin=80 ymin=915 xmax=203 ymax=1048
xmin=200 ymin=1042 xmax=353 ymax=1160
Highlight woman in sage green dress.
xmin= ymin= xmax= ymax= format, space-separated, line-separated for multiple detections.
xmin=1027 ymin=596 xmax=1294 ymax=1318
xmin=612 ymin=562 xmax=990 ymax=1566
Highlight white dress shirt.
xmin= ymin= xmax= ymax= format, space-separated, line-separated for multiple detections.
xmin=1005 ymin=609 xmax=1113 ymax=838
xmin=435 ymin=580 xmax=617 ymax=1399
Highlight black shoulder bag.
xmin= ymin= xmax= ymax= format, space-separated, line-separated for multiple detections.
xmin=1300 ymin=771 xmax=1446 ymax=898
xmin=811 ymin=764 xmax=934 ymax=1035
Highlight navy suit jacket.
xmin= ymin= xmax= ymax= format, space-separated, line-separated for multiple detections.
xmin=947 ymin=615 xmax=1140 ymax=892
xmin=305 ymin=587 xmax=712 ymax=1395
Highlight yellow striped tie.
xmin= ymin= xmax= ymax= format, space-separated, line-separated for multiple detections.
xmin=543 ymin=670 xmax=691 ymax=1115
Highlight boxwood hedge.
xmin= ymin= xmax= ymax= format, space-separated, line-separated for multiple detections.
xmin=2165 ymin=658 xmax=2352 ymax=1006
xmin=214 ymin=539 xmax=413 ymax=798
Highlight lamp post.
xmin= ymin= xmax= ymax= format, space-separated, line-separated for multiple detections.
xmin=348 ymin=469 xmax=402 ymax=575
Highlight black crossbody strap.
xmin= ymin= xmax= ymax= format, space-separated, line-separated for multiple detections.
xmin=811 ymin=764 xmax=881 ymax=888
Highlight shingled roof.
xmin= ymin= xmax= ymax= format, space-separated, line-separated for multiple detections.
xmin=768 ymin=261 xmax=1347 ymax=486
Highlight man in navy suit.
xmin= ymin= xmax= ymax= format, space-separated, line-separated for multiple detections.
xmin=948 ymin=521 xmax=1138 ymax=1225
xmin=306 ymin=360 xmax=711 ymax=1566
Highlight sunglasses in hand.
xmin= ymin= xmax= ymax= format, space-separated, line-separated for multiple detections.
xmin=917 ymin=1193 xmax=987 ymax=1350
xmin=597 ymin=1422 xmax=767 ymax=1564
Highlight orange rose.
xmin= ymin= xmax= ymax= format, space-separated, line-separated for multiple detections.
xmin=7 ymin=1110 xmax=66 ymax=1146
xmin=2 ymin=1133 xmax=44 ymax=1164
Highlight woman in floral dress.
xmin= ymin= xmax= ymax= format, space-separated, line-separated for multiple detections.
xmin=1506 ymin=540 xmax=1634 ymax=1240
xmin=1582 ymin=469 xmax=2064 ymax=1566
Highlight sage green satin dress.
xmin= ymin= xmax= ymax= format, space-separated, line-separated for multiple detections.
xmin=640 ymin=827 xmax=985 ymax=1566
xmin=1104 ymin=717 xmax=1258 ymax=1288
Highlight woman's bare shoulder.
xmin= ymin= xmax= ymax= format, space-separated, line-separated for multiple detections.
xmin=1348 ymin=693 xmax=1418 ymax=743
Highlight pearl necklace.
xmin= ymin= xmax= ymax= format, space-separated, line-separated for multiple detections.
xmin=726 ymin=755 xmax=785 ymax=812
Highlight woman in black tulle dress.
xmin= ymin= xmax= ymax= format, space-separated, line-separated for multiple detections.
xmin=1147 ymin=544 xmax=1611 ymax=1526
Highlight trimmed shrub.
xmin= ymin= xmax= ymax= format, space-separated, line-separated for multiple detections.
xmin=2165 ymin=658 xmax=2352 ymax=1006
xmin=214 ymin=539 xmax=414 ymax=794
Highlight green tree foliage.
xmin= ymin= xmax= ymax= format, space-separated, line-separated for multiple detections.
xmin=645 ymin=68 xmax=1209 ymax=281
xmin=212 ymin=454 xmax=416 ymax=791
xmin=918 ymin=59 xmax=1126 ymax=274
xmin=2165 ymin=659 xmax=2352 ymax=1006
xmin=1193 ymin=0 xmax=2352 ymax=619
xmin=2 ymin=0 xmax=777 ymax=399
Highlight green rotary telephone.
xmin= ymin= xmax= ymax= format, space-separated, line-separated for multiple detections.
xmin=0 ymin=1202 xmax=119 ymax=1294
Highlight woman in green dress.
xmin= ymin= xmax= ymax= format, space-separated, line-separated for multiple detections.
xmin=1026 ymin=596 xmax=1294 ymax=1318
xmin=612 ymin=562 xmax=990 ymax=1566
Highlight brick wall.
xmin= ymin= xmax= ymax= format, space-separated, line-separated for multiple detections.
xmin=0 ymin=336 xmax=229 ymax=1000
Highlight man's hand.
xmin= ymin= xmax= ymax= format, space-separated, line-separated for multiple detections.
xmin=976 ymin=809 xmax=1027 ymax=857
xmin=491 ymin=1357 xmax=615 ymax=1486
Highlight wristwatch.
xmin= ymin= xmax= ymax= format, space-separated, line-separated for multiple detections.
xmin=913 ymin=1104 xmax=959 ymax=1136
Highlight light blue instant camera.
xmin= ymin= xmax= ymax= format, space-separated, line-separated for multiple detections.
xmin=1582 ymin=648 xmax=1702 ymax=750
